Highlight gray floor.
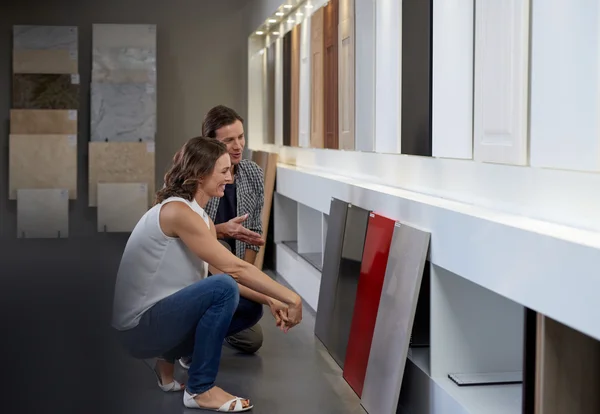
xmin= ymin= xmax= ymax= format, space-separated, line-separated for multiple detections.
xmin=0 ymin=237 xmax=366 ymax=414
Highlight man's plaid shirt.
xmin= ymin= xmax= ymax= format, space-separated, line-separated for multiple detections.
xmin=204 ymin=158 xmax=264 ymax=259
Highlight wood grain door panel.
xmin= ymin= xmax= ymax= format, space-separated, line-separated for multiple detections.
xmin=266 ymin=43 xmax=276 ymax=144
xmin=311 ymin=7 xmax=325 ymax=148
xmin=338 ymin=0 xmax=355 ymax=150
xmin=283 ymin=31 xmax=291 ymax=146
xmin=290 ymin=24 xmax=301 ymax=147
xmin=324 ymin=0 xmax=339 ymax=149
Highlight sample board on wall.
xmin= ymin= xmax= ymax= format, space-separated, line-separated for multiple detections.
xmin=314 ymin=198 xmax=349 ymax=348
xmin=97 ymin=183 xmax=148 ymax=232
xmin=10 ymin=109 xmax=77 ymax=134
xmin=283 ymin=31 xmax=292 ymax=147
xmin=92 ymin=24 xmax=157 ymax=49
xmin=361 ymin=223 xmax=431 ymax=414
xmin=338 ymin=0 xmax=355 ymax=150
xmin=290 ymin=24 xmax=301 ymax=147
xmin=324 ymin=0 xmax=339 ymax=149
xmin=12 ymin=74 xmax=80 ymax=109
xmin=17 ymin=189 xmax=69 ymax=238
xmin=530 ymin=0 xmax=600 ymax=172
xmin=298 ymin=16 xmax=312 ymax=148
xmin=474 ymin=0 xmax=529 ymax=166
xmin=88 ymin=142 xmax=155 ymax=207
xmin=266 ymin=43 xmax=276 ymax=145
xmin=251 ymin=151 xmax=278 ymax=270
xmin=9 ymin=134 xmax=77 ymax=200
xmin=310 ymin=7 xmax=325 ymax=149
xmin=401 ymin=0 xmax=433 ymax=157
xmin=431 ymin=0 xmax=474 ymax=160
xmin=343 ymin=212 xmax=396 ymax=397
xmin=12 ymin=25 xmax=78 ymax=74
xmin=92 ymin=47 xmax=156 ymax=83
xmin=274 ymin=38 xmax=284 ymax=146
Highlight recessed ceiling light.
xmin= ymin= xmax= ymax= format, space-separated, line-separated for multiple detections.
xmin=287 ymin=18 xmax=295 ymax=23
xmin=283 ymin=4 xmax=293 ymax=8
xmin=255 ymin=31 xmax=264 ymax=35
xmin=273 ymin=31 xmax=280 ymax=35
xmin=276 ymin=12 xmax=284 ymax=16
xmin=268 ymin=19 xmax=277 ymax=23
xmin=259 ymin=49 xmax=265 ymax=55
xmin=305 ymin=4 xmax=314 ymax=8
xmin=296 ymin=11 xmax=304 ymax=16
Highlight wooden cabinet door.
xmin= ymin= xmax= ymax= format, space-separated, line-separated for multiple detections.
xmin=338 ymin=0 xmax=355 ymax=150
xmin=311 ymin=7 xmax=325 ymax=149
xmin=283 ymin=31 xmax=291 ymax=146
xmin=290 ymin=24 xmax=301 ymax=147
xmin=266 ymin=43 xmax=276 ymax=144
xmin=324 ymin=0 xmax=339 ymax=149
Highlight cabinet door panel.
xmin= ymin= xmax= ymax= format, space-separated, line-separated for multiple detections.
xmin=338 ymin=0 xmax=355 ymax=150
xmin=324 ymin=0 xmax=339 ymax=149
xmin=311 ymin=7 xmax=325 ymax=148
xmin=290 ymin=24 xmax=301 ymax=147
xmin=283 ymin=32 xmax=292 ymax=146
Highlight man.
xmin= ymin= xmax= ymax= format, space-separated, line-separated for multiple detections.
xmin=184 ymin=105 xmax=266 ymax=363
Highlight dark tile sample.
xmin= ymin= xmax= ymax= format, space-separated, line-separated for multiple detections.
xmin=522 ymin=307 xmax=537 ymax=414
xmin=314 ymin=198 xmax=349 ymax=349
xmin=401 ymin=0 xmax=432 ymax=156
xmin=361 ymin=223 xmax=431 ymax=414
xmin=12 ymin=74 xmax=79 ymax=109
xmin=266 ymin=43 xmax=275 ymax=144
xmin=283 ymin=31 xmax=292 ymax=146
xmin=343 ymin=212 xmax=396 ymax=397
xmin=329 ymin=204 xmax=371 ymax=369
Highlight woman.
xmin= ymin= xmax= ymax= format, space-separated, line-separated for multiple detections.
xmin=111 ymin=137 xmax=303 ymax=412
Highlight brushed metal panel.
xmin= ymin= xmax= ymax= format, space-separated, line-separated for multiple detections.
xmin=361 ymin=223 xmax=431 ymax=414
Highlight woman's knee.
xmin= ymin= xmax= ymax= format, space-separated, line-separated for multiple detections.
xmin=208 ymin=274 xmax=239 ymax=304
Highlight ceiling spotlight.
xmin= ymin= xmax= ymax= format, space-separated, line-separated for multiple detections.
xmin=283 ymin=4 xmax=293 ymax=8
xmin=287 ymin=18 xmax=295 ymax=23
xmin=273 ymin=31 xmax=280 ymax=35
xmin=255 ymin=31 xmax=264 ymax=35
xmin=259 ymin=49 xmax=265 ymax=55
xmin=268 ymin=19 xmax=277 ymax=23
xmin=305 ymin=4 xmax=314 ymax=8
xmin=276 ymin=12 xmax=284 ymax=16
xmin=296 ymin=11 xmax=304 ymax=16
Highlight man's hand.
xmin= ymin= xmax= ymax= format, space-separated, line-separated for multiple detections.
xmin=215 ymin=214 xmax=265 ymax=246
xmin=267 ymin=298 xmax=289 ymax=331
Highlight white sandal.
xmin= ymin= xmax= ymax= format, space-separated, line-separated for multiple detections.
xmin=142 ymin=359 xmax=185 ymax=392
xmin=183 ymin=389 xmax=253 ymax=412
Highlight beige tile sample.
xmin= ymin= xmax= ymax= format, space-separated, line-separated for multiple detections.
xmin=93 ymin=24 xmax=156 ymax=49
xmin=17 ymin=188 xmax=69 ymax=238
xmin=13 ymin=49 xmax=78 ymax=74
xmin=9 ymin=134 xmax=77 ymax=200
xmin=88 ymin=142 xmax=155 ymax=207
xmin=97 ymin=183 xmax=148 ymax=232
xmin=10 ymin=109 xmax=77 ymax=134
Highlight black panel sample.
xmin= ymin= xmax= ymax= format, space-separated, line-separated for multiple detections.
xmin=410 ymin=262 xmax=430 ymax=347
xmin=401 ymin=0 xmax=433 ymax=156
xmin=522 ymin=307 xmax=537 ymax=414
xmin=282 ymin=31 xmax=292 ymax=146
xmin=314 ymin=198 xmax=349 ymax=348
xmin=328 ymin=204 xmax=370 ymax=368
xmin=266 ymin=43 xmax=275 ymax=144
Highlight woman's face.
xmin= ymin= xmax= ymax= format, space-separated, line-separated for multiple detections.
xmin=200 ymin=153 xmax=232 ymax=197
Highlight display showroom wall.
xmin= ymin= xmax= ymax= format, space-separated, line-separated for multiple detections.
xmin=247 ymin=0 xmax=600 ymax=413
xmin=0 ymin=0 xmax=252 ymax=239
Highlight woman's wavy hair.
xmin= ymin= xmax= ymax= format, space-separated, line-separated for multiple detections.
xmin=155 ymin=136 xmax=227 ymax=204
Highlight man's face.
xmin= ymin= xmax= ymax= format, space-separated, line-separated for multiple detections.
xmin=214 ymin=120 xmax=245 ymax=165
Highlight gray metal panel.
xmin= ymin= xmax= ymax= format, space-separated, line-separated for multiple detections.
xmin=314 ymin=198 xmax=349 ymax=348
xmin=361 ymin=223 xmax=431 ymax=414
xmin=329 ymin=204 xmax=370 ymax=368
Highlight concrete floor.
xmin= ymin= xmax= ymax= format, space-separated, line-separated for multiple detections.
xmin=0 ymin=237 xmax=366 ymax=414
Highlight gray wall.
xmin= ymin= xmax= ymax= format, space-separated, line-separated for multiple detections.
xmin=0 ymin=0 xmax=252 ymax=238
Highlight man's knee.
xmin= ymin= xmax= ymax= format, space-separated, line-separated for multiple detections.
xmin=227 ymin=323 xmax=264 ymax=354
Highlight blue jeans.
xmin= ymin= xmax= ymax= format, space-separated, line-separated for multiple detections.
xmin=117 ymin=274 xmax=263 ymax=394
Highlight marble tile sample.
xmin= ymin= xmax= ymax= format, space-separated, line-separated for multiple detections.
xmin=97 ymin=183 xmax=148 ymax=232
xmin=13 ymin=49 xmax=78 ymax=74
xmin=91 ymin=82 xmax=156 ymax=142
xmin=17 ymin=189 xmax=69 ymax=238
xmin=13 ymin=74 xmax=79 ymax=109
xmin=9 ymin=134 xmax=77 ymax=200
xmin=13 ymin=25 xmax=78 ymax=51
xmin=361 ymin=223 xmax=431 ymax=414
xmin=92 ymin=47 xmax=156 ymax=83
xmin=88 ymin=142 xmax=155 ymax=207
xmin=93 ymin=24 xmax=156 ymax=49
xmin=10 ymin=109 xmax=77 ymax=134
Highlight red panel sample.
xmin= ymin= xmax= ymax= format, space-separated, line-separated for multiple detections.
xmin=342 ymin=212 xmax=396 ymax=397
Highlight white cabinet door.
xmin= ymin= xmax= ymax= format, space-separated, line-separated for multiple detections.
xmin=299 ymin=16 xmax=312 ymax=148
xmin=474 ymin=0 xmax=530 ymax=165
xmin=338 ymin=0 xmax=355 ymax=150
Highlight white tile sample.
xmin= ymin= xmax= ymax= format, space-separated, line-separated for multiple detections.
xmin=97 ymin=183 xmax=148 ymax=232
xmin=474 ymin=0 xmax=530 ymax=166
xmin=355 ymin=0 xmax=376 ymax=152
xmin=298 ymin=15 xmax=312 ymax=148
xmin=339 ymin=0 xmax=356 ymax=150
xmin=361 ymin=223 xmax=430 ymax=414
xmin=432 ymin=0 xmax=474 ymax=160
xmin=17 ymin=189 xmax=69 ymax=238
xmin=530 ymin=0 xmax=600 ymax=172
xmin=93 ymin=24 xmax=156 ymax=49
xmin=91 ymin=82 xmax=156 ymax=142
xmin=92 ymin=47 xmax=157 ymax=83
xmin=13 ymin=25 xmax=78 ymax=51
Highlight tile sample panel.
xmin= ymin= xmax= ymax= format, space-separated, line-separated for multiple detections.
xmin=88 ymin=142 xmax=155 ymax=207
xmin=9 ymin=134 xmax=77 ymax=200
xmin=401 ymin=0 xmax=433 ymax=156
xmin=283 ymin=31 xmax=292 ymax=146
xmin=97 ymin=183 xmax=148 ymax=232
xmin=355 ymin=0 xmax=376 ymax=152
xmin=92 ymin=47 xmax=157 ymax=83
xmin=311 ymin=6 xmax=325 ymax=148
xmin=432 ymin=0 xmax=474 ymax=159
xmin=343 ymin=212 xmax=396 ymax=397
xmin=314 ymin=198 xmax=349 ymax=348
xmin=361 ymin=223 xmax=431 ymax=414
xmin=474 ymin=0 xmax=530 ymax=165
xmin=329 ymin=204 xmax=370 ymax=368
xmin=266 ymin=43 xmax=276 ymax=145
xmin=13 ymin=25 xmax=78 ymax=51
xmin=93 ymin=24 xmax=157 ymax=49
xmin=324 ymin=0 xmax=339 ymax=149
xmin=90 ymin=82 xmax=156 ymax=142
xmin=251 ymin=151 xmax=278 ymax=270
xmin=12 ymin=74 xmax=79 ymax=109
xmin=290 ymin=24 xmax=301 ymax=147
xmin=298 ymin=16 xmax=312 ymax=148
xmin=338 ymin=0 xmax=355 ymax=150
xmin=10 ymin=109 xmax=77 ymax=134
xmin=17 ymin=189 xmax=69 ymax=238
xmin=274 ymin=37 xmax=284 ymax=146
xmin=13 ymin=50 xmax=78 ymax=74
